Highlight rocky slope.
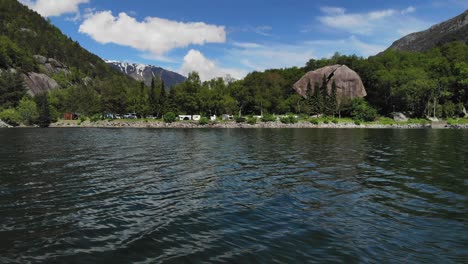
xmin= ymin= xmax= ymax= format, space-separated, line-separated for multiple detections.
xmin=0 ymin=1 xmax=140 ymax=96
xmin=106 ymin=61 xmax=186 ymax=88
xmin=293 ymin=65 xmax=367 ymax=102
xmin=388 ymin=10 xmax=468 ymax=52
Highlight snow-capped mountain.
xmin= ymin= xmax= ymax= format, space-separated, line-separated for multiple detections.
xmin=105 ymin=60 xmax=186 ymax=88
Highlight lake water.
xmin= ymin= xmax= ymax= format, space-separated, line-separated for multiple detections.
xmin=0 ymin=128 xmax=467 ymax=263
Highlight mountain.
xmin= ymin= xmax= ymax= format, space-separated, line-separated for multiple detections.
xmin=105 ymin=60 xmax=186 ymax=88
xmin=388 ymin=10 xmax=468 ymax=52
xmin=0 ymin=0 xmax=138 ymax=97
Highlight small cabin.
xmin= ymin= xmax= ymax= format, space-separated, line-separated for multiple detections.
xmin=64 ymin=112 xmax=79 ymax=120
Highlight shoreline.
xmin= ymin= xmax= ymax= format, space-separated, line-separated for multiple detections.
xmin=45 ymin=120 xmax=468 ymax=129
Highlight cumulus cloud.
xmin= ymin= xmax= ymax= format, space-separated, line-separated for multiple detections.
xmin=20 ymin=0 xmax=88 ymax=17
xmin=318 ymin=6 xmax=426 ymax=36
xmin=79 ymin=11 xmax=226 ymax=56
xmin=180 ymin=50 xmax=247 ymax=81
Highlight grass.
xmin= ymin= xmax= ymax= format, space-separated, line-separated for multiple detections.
xmin=447 ymin=118 xmax=468 ymax=125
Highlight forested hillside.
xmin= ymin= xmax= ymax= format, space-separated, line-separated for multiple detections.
xmin=0 ymin=0 xmax=110 ymax=77
xmin=0 ymin=0 xmax=144 ymax=126
xmin=0 ymin=0 xmax=467 ymax=127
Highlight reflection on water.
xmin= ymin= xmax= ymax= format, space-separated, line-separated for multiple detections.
xmin=0 ymin=128 xmax=467 ymax=263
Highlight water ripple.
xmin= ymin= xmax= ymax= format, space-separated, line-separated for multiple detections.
xmin=0 ymin=128 xmax=467 ymax=263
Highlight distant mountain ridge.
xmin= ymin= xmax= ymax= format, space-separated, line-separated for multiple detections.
xmin=105 ymin=60 xmax=186 ymax=88
xmin=388 ymin=10 xmax=468 ymax=52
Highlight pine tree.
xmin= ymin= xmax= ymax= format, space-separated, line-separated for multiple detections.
xmin=330 ymin=80 xmax=338 ymax=117
xmin=320 ymin=74 xmax=330 ymax=115
xmin=149 ymin=79 xmax=157 ymax=115
xmin=35 ymin=93 xmax=51 ymax=128
xmin=312 ymin=82 xmax=322 ymax=115
xmin=306 ymin=81 xmax=314 ymax=115
xmin=158 ymin=80 xmax=167 ymax=117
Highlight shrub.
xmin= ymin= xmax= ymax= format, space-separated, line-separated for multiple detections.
xmin=49 ymin=106 xmax=60 ymax=123
xmin=455 ymin=103 xmax=466 ymax=117
xmin=17 ymin=97 xmax=38 ymax=125
xmin=280 ymin=115 xmax=298 ymax=124
xmin=261 ymin=114 xmax=276 ymax=122
xmin=90 ymin=114 xmax=102 ymax=122
xmin=331 ymin=118 xmax=339 ymax=124
xmin=235 ymin=116 xmax=246 ymax=123
xmin=163 ymin=112 xmax=177 ymax=123
xmin=354 ymin=120 xmax=361 ymax=125
xmin=0 ymin=108 xmax=21 ymax=126
xmin=247 ymin=116 xmax=257 ymax=125
xmin=442 ymin=102 xmax=456 ymax=118
xmin=79 ymin=115 xmax=87 ymax=122
xmin=350 ymin=98 xmax=377 ymax=122
xmin=447 ymin=118 xmax=458 ymax=125
xmin=310 ymin=118 xmax=319 ymax=125
xmin=198 ymin=117 xmax=209 ymax=125
xmin=323 ymin=118 xmax=330 ymax=124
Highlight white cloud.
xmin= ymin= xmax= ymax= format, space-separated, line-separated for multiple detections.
xmin=228 ymin=25 xmax=273 ymax=36
xmin=174 ymin=37 xmax=387 ymax=83
xmin=180 ymin=49 xmax=247 ymax=81
xmin=79 ymin=11 xmax=226 ymax=56
xmin=226 ymin=43 xmax=315 ymax=71
xmin=320 ymin=7 xmax=346 ymax=15
xmin=224 ymin=36 xmax=386 ymax=73
xmin=401 ymin=6 xmax=416 ymax=14
xmin=318 ymin=6 xmax=426 ymax=36
xmin=232 ymin=42 xmax=264 ymax=49
xmin=20 ymin=0 xmax=88 ymax=17
xmin=368 ymin=10 xmax=396 ymax=20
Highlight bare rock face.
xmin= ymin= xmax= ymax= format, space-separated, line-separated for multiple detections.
xmin=393 ymin=112 xmax=408 ymax=122
xmin=0 ymin=119 xmax=12 ymax=128
xmin=388 ymin=10 xmax=468 ymax=52
xmin=293 ymin=64 xmax=367 ymax=102
xmin=33 ymin=55 xmax=70 ymax=75
xmin=23 ymin=72 xmax=60 ymax=96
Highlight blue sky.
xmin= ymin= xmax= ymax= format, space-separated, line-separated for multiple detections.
xmin=21 ymin=0 xmax=468 ymax=80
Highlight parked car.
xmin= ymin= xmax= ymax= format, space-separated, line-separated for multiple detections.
xmin=124 ymin=113 xmax=138 ymax=119
xmin=104 ymin=113 xmax=115 ymax=119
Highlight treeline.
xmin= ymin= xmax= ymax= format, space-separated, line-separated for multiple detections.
xmin=2 ymin=42 xmax=468 ymax=126
xmin=135 ymin=41 xmax=468 ymax=119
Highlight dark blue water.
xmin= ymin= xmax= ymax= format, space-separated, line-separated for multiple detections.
xmin=0 ymin=128 xmax=467 ymax=263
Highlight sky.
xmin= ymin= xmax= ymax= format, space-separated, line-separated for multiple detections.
xmin=20 ymin=0 xmax=468 ymax=81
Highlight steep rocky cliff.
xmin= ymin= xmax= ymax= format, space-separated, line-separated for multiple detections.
xmin=388 ymin=10 xmax=468 ymax=52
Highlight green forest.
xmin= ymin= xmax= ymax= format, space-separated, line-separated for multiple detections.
xmin=1 ymin=0 xmax=468 ymax=127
